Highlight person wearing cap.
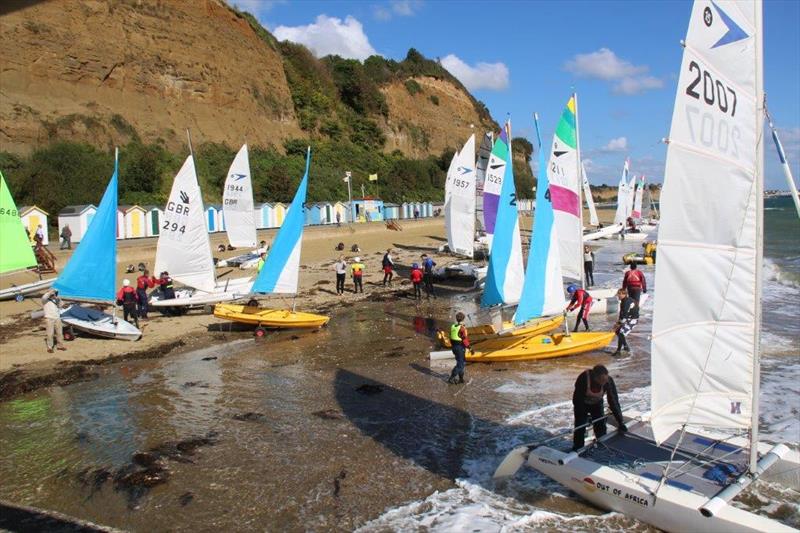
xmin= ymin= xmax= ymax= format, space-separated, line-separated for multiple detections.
xmin=117 ymin=279 xmax=139 ymax=328
xmin=566 ymin=284 xmax=593 ymax=332
xmin=350 ymin=257 xmax=365 ymax=293
xmin=41 ymin=289 xmax=66 ymax=353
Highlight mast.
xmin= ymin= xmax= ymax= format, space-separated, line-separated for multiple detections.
xmin=765 ymin=104 xmax=800 ymax=218
xmin=573 ymin=92 xmax=585 ymax=289
xmin=750 ymin=0 xmax=764 ymax=475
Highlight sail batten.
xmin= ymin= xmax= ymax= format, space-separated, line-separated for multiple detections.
xmin=223 ymin=144 xmax=257 ymax=248
xmin=650 ymin=0 xmax=761 ymax=445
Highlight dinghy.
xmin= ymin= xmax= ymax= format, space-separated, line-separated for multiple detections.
xmin=54 ymin=150 xmax=141 ymax=341
xmin=0 ymin=172 xmax=55 ymax=301
xmin=214 ymin=147 xmax=328 ymax=332
xmin=495 ymin=2 xmax=800 ymax=530
xmin=151 ymin=139 xmax=253 ymax=308
xmin=436 ymin=315 xmax=564 ymax=349
xmin=222 ymin=144 xmax=257 ymax=248
xmin=431 ymin=331 xmax=614 ymax=363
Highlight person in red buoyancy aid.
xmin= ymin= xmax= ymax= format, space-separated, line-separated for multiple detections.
xmin=410 ymin=263 xmax=423 ymax=300
xmin=136 ymin=269 xmax=156 ymax=319
xmin=116 ymin=279 xmax=139 ymax=328
xmin=566 ymin=284 xmax=592 ymax=331
xmin=622 ymin=263 xmax=647 ymax=303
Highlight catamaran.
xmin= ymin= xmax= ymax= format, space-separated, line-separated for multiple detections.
xmin=0 ymin=172 xmax=56 ymax=301
xmin=150 ymin=138 xmax=253 ymax=309
xmin=494 ymin=2 xmax=799 ymax=530
xmin=214 ymin=147 xmax=329 ymax=332
xmin=55 ymin=150 xmax=141 ymax=341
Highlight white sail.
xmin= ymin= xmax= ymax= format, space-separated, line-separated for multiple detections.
xmin=474 ymin=132 xmax=493 ymax=233
xmin=651 ymin=0 xmax=762 ymax=444
xmin=613 ymin=158 xmax=630 ymax=224
xmin=581 ymin=162 xmax=599 ymax=226
xmin=445 ymin=135 xmax=476 ymax=257
xmin=444 ymin=145 xmax=459 ymax=249
xmin=155 ymin=155 xmax=216 ymax=292
xmin=632 ymin=175 xmax=645 ymax=220
xmin=626 ymin=173 xmax=637 ymax=219
xmin=223 ymin=144 xmax=257 ymax=248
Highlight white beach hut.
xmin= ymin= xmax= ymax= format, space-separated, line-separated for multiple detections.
xmin=58 ymin=204 xmax=96 ymax=243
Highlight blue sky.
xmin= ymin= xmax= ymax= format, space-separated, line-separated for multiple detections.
xmin=236 ymin=0 xmax=800 ymax=190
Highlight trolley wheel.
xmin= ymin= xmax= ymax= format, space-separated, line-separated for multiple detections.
xmin=247 ymin=299 xmax=259 ymax=307
xmin=63 ymin=328 xmax=76 ymax=341
xmin=254 ymin=326 xmax=267 ymax=338
xmin=14 ymin=294 xmax=24 ymax=302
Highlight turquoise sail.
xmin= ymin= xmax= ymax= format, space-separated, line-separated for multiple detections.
xmin=54 ymin=155 xmax=118 ymax=302
xmin=251 ymin=148 xmax=310 ymax=294
xmin=514 ymin=115 xmax=565 ymax=324
xmin=481 ymin=125 xmax=524 ymax=307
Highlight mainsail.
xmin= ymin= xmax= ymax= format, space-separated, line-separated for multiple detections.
xmin=548 ymin=95 xmax=584 ymax=281
xmin=481 ymin=124 xmax=523 ymax=306
xmin=650 ymin=0 xmax=762 ymax=446
xmin=626 ymin=173 xmax=638 ymax=219
xmin=0 ymin=172 xmax=37 ymax=274
xmin=251 ymin=148 xmax=311 ymax=294
xmin=223 ymin=144 xmax=257 ymax=248
xmin=445 ymin=135 xmax=476 ymax=257
xmin=475 ymin=132 xmax=493 ymax=233
xmin=581 ymin=162 xmax=599 ymax=227
xmin=632 ymin=175 xmax=645 ymax=220
xmin=53 ymin=152 xmax=119 ymax=302
xmin=613 ymin=159 xmax=631 ymax=225
xmin=482 ymin=130 xmax=509 ymax=248
xmin=154 ymin=155 xmax=216 ymax=292
xmin=514 ymin=114 xmax=564 ymax=324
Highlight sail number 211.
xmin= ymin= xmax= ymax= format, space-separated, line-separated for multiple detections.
xmin=685 ymin=61 xmax=736 ymax=117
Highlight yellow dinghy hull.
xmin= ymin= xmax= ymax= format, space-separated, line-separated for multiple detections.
xmin=213 ymin=304 xmax=330 ymax=329
xmin=437 ymin=315 xmax=564 ymax=348
xmin=465 ymin=331 xmax=615 ymax=362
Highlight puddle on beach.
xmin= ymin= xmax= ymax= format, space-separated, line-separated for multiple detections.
xmin=0 ymin=240 xmax=797 ymax=531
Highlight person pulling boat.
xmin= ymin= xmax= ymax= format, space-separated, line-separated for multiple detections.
xmin=572 ymin=364 xmax=626 ymax=451
xmin=565 ymin=284 xmax=592 ymax=332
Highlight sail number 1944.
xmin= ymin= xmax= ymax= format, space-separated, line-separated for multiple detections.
xmin=685 ymin=61 xmax=737 ymax=117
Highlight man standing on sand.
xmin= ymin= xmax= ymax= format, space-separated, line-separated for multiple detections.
xmin=382 ymin=249 xmax=394 ymax=286
xmin=41 ymin=289 xmax=66 ymax=353
xmin=447 ymin=312 xmax=470 ymax=384
xmin=334 ymin=255 xmax=347 ymax=295
xmin=136 ymin=269 xmax=156 ymax=319
xmin=60 ymin=225 xmax=72 ymax=250
xmin=351 ymin=257 xmax=365 ymax=293
xmin=622 ymin=262 xmax=647 ymax=303
xmin=421 ymin=254 xmax=436 ymax=298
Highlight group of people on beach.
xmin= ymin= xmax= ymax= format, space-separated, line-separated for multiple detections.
xmin=332 ymin=249 xmax=438 ymax=299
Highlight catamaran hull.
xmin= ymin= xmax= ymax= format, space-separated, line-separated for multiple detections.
xmin=583 ymin=224 xmax=624 ymax=242
xmin=0 ymin=277 xmax=55 ymax=301
xmin=149 ymin=278 xmax=254 ymax=308
xmin=566 ymin=287 xmax=622 ymax=316
xmin=60 ymin=305 xmax=141 ymax=341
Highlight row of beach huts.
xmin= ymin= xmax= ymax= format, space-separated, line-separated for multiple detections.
xmin=21 ymin=199 xmax=441 ymax=243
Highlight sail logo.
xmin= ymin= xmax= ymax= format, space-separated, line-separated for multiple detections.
xmin=457 ymin=166 xmax=472 ymax=175
xmin=230 ymin=173 xmax=247 ymax=181
xmin=710 ymin=1 xmax=748 ymax=48
xmin=179 ymin=190 xmax=190 ymax=204
xmin=730 ymin=401 xmax=742 ymax=414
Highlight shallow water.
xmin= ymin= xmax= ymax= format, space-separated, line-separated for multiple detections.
xmin=0 ymin=205 xmax=798 ymax=531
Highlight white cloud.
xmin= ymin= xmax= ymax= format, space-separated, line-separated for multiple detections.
xmin=374 ymin=1 xmax=422 ymax=21
xmin=231 ymin=0 xmax=286 ymax=17
xmin=564 ymin=48 xmax=663 ymax=95
xmin=603 ymin=137 xmax=628 ymax=152
xmin=440 ymin=54 xmax=509 ymax=91
xmin=273 ymin=15 xmax=377 ymax=60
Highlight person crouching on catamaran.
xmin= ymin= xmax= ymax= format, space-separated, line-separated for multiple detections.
xmin=572 ymin=364 xmax=626 ymax=451
xmin=613 ymin=288 xmax=638 ymax=356
xmin=566 ymin=284 xmax=592 ymax=332
xmin=447 ymin=312 xmax=470 ymax=385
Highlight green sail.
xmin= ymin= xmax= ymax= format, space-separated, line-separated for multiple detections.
xmin=0 ymin=172 xmax=37 ymax=274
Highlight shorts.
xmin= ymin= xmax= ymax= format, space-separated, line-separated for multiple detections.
xmin=618 ymin=318 xmax=638 ymax=337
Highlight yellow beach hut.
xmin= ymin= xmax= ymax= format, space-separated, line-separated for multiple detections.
xmin=19 ymin=205 xmax=50 ymax=245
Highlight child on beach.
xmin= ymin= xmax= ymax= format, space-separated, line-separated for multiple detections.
xmin=351 ymin=257 xmax=365 ymax=293
xmin=382 ymin=249 xmax=394 ymax=286
xmin=410 ymin=263 xmax=423 ymax=300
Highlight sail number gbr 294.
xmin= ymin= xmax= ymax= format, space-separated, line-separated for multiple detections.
xmin=163 ymin=200 xmax=189 ymax=235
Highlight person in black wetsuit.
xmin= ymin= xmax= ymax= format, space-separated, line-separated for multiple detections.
xmin=613 ymin=288 xmax=639 ymax=356
xmin=572 ymin=364 xmax=627 ymax=450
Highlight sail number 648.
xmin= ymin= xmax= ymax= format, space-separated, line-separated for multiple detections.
xmin=685 ymin=61 xmax=737 ymax=117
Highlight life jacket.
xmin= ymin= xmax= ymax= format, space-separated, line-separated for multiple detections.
xmin=120 ymin=286 xmax=137 ymax=305
xmin=624 ymin=269 xmax=645 ymax=289
xmin=410 ymin=269 xmax=423 ymax=283
xmin=584 ymin=370 xmax=605 ymax=405
xmin=573 ymin=288 xmax=592 ymax=306
xmin=137 ymin=275 xmax=153 ymax=290
xmin=351 ymin=263 xmax=364 ymax=277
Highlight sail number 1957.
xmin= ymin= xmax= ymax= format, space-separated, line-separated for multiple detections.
xmin=685 ymin=61 xmax=737 ymax=117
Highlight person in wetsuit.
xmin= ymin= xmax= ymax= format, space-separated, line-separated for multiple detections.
xmin=566 ymin=284 xmax=593 ymax=331
xmin=622 ymin=262 xmax=647 ymax=303
xmin=447 ymin=312 xmax=470 ymax=384
xmin=613 ymin=287 xmax=639 ymax=356
xmin=117 ymin=279 xmax=139 ymax=328
xmin=572 ymin=364 xmax=627 ymax=450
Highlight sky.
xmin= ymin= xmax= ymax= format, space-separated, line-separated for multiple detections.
xmin=234 ymin=0 xmax=800 ymax=190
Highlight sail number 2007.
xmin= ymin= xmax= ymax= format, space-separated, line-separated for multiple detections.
xmin=685 ymin=61 xmax=736 ymax=117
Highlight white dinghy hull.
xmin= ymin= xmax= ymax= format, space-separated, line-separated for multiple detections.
xmin=61 ymin=304 xmax=141 ymax=341
xmin=149 ymin=277 xmax=254 ymax=308
xmin=0 ymin=277 xmax=55 ymax=301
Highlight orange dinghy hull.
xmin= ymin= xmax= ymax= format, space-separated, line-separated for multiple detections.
xmin=213 ymin=303 xmax=330 ymax=329
xmin=437 ymin=315 xmax=564 ymax=348
xmin=465 ymin=331 xmax=615 ymax=363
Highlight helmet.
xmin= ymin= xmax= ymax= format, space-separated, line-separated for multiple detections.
xmin=353 ymin=257 xmax=361 ymax=262
xmin=123 ymin=279 xmax=130 ymax=287
xmin=567 ymin=284 xmax=577 ymax=294
xmin=412 ymin=263 xmax=419 ymax=269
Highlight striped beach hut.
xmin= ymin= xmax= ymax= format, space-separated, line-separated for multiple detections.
xmin=19 ymin=205 xmax=50 ymax=245
xmin=383 ymin=203 xmax=400 ymax=220
xmin=144 ymin=206 xmax=163 ymax=237
xmin=206 ymin=205 xmax=221 ymax=232
xmin=116 ymin=207 xmax=125 ymax=239
xmin=121 ymin=205 xmax=147 ymax=239
xmin=58 ymin=204 xmax=96 ymax=243
xmin=306 ymin=203 xmax=322 ymax=226
xmin=273 ymin=203 xmax=287 ymax=227
xmin=253 ymin=203 xmax=266 ymax=229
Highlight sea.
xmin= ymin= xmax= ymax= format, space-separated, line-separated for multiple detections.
xmin=0 ymin=196 xmax=797 ymax=531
